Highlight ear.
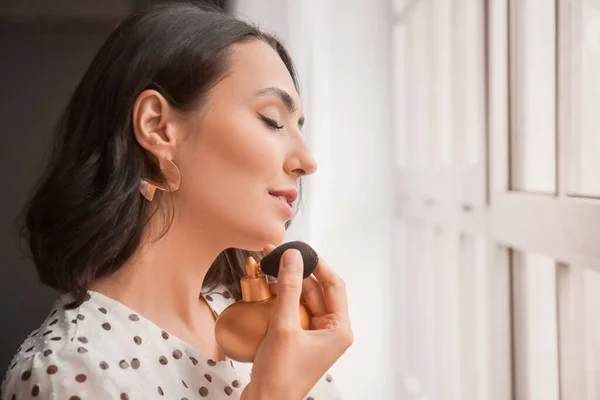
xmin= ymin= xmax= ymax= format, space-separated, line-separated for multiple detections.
xmin=132 ymin=90 xmax=178 ymax=160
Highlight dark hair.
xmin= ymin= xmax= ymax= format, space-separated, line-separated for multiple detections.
xmin=20 ymin=2 xmax=301 ymax=303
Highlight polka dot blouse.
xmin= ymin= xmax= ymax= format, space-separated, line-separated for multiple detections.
xmin=1 ymin=287 xmax=342 ymax=399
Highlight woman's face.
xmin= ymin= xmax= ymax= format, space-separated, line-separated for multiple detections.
xmin=174 ymin=40 xmax=316 ymax=251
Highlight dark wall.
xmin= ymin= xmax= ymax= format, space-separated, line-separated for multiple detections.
xmin=0 ymin=31 xmax=110 ymax=372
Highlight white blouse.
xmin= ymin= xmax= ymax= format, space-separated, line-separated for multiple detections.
xmin=1 ymin=287 xmax=342 ymax=399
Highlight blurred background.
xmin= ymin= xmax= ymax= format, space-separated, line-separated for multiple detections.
xmin=2 ymin=0 xmax=600 ymax=399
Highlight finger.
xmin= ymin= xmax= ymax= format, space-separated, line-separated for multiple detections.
xmin=269 ymin=277 xmax=307 ymax=303
xmin=268 ymin=282 xmax=278 ymax=296
xmin=301 ymin=275 xmax=326 ymax=317
xmin=310 ymin=314 xmax=338 ymax=331
xmin=271 ymin=249 xmax=303 ymax=329
xmin=312 ymin=257 xmax=348 ymax=317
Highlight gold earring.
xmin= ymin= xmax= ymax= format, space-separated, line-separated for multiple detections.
xmin=140 ymin=158 xmax=181 ymax=201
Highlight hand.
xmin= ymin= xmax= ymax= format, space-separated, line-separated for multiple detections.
xmin=241 ymin=244 xmax=353 ymax=400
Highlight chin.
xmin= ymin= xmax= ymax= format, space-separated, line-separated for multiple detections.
xmin=241 ymin=221 xmax=287 ymax=251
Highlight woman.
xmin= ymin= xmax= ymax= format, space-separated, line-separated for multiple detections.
xmin=1 ymin=3 xmax=352 ymax=399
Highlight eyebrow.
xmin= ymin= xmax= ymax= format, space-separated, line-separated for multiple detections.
xmin=257 ymin=87 xmax=305 ymax=129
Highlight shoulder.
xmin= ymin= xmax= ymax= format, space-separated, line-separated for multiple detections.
xmin=1 ymin=294 xmax=138 ymax=399
xmin=1 ymin=343 xmax=128 ymax=400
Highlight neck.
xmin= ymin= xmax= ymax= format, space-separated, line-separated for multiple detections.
xmin=90 ymin=209 xmax=225 ymax=333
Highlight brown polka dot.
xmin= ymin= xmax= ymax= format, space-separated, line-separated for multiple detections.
xmin=70 ymin=396 xmax=81 ymax=400
xmin=77 ymin=347 xmax=88 ymax=353
xmin=133 ymin=336 xmax=142 ymax=345
xmin=173 ymin=349 xmax=182 ymax=359
xmin=50 ymin=336 xmax=61 ymax=341
xmin=307 ymin=398 xmax=315 ymax=400
xmin=207 ymin=359 xmax=216 ymax=366
xmin=25 ymin=346 xmax=34 ymax=352
xmin=42 ymin=330 xmax=53 ymax=337
xmin=128 ymin=314 xmax=139 ymax=321
xmin=50 ymin=309 xmax=57 ymax=317
xmin=43 ymin=349 xmax=52 ymax=357
xmin=199 ymin=387 xmax=209 ymax=397
xmin=99 ymin=361 xmax=109 ymax=370
xmin=76 ymin=374 xmax=87 ymax=382
xmin=46 ymin=365 xmax=58 ymax=374
xmin=200 ymin=373 xmax=210 ymax=382
xmin=213 ymin=310 xmax=219 ymax=318
xmin=205 ymin=295 xmax=214 ymax=302
xmin=78 ymin=336 xmax=88 ymax=344
xmin=9 ymin=362 xmax=16 ymax=370
xmin=326 ymin=374 xmax=333 ymax=382
xmin=189 ymin=356 xmax=198 ymax=365
xmin=21 ymin=370 xmax=31 ymax=381
xmin=31 ymin=384 xmax=40 ymax=396
xmin=98 ymin=307 xmax=107 ymax=314
xmin=71 ymin=319 xmax=77 ymax=323
xmin=230 ymin=360 xmax=235 ymax=369
xmin=158 ymin=386 xmax=164 ymax=396
xmin=232 ymin=380 xmax=240 ymax=388
xmin=159 ymin=356 xmax=168 ymax=365
xmin=84 ymin=293 xmax=92 ymax=302
xmin=161 ymin=331 xmax=170 ymax=340
xmin=120 ymin=394 xmax=129 ymax=400
xmin=31 ymin=330 xmax=40 ymax=336
xmin=102 ymin=322 xmax=111 ymax=330
xmin=49 ymin=318 xmax=58 ymax=326
xmin=182 ymin=398 xmax=189 ymax=400
xmin=224 ymin=386 xmax=233 ymax=395
xmin=131 ymin=358 xmax=140 ymax=369
xmin=77 ymin=314 xmax=85 ymax=320
xmin=223 ymin=291 xmax=232 ymax=299
xmin=182 ymin=380 xmax=188 ymax=388
xmin=119 ymin=360 xmax=129 ymax=369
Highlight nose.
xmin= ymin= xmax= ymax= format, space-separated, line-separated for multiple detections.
xmin=284 ymin=136 xmax=318 ymax=177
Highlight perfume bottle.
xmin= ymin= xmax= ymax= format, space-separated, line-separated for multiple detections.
xmin=214 ymin=255 xmax=311 ymax=363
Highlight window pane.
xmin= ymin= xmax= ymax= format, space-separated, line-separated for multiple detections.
xmin=511 ymin=251 xmax=560 ymax=400
xmin=432 ymin=0 xmax=453 ymax=165
xmin=434 ymin=229 xmax=460 ymax=400
xmin=584 ymin=268 xmax=600 ymax=398
xmin=510 ymin=1 xmax=556 ymax=193
xmin=406 ymin=2 xmax=431 ymax=167
xmin=392 ymin=220 xmax=409 ymax=377
xmin=410 ymin=224 xmax=435 ymax=394
xmin=392 ymin=23 xmax=408 ymax=169
xmin=457 ymin=234 xmax=486 ymax=400
xmin=455 ymin=0 xmax=485 ymax=165
xmin=568 ymin=0 xmax=600 ymax=197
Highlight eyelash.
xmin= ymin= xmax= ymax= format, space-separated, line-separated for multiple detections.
xmin=258 ymin=113 xmax=284 ymax=131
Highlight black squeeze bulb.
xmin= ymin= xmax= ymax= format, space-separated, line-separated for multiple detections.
xmin=259 ymin=241 xmax=319 ymax=279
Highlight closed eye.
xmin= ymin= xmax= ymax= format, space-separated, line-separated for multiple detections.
xmin=257 ymin=113 xmax=284 ymax=131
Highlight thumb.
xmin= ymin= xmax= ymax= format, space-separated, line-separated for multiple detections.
xmin=272 ymin=249 xmax=303 ymax=329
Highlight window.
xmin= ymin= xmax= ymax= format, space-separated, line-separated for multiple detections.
xmin=392 ymin=0 xmax=600 ymax=398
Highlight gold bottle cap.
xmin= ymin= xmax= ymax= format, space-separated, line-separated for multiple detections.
xmin=240 ymin=256 xmax=271 ymax=302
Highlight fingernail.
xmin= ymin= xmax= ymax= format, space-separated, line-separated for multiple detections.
xmin=283 ymin=249 xmax=302 ymax=272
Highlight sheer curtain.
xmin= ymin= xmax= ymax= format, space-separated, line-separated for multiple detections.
xmin=232 ymin=1 xmax=396 ymax=399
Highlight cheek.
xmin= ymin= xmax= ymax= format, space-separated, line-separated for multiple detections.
xmin=201 ymin=129 xmax=280 ymax=191
xmin=179 ymin=117 xmax=284 ymax=224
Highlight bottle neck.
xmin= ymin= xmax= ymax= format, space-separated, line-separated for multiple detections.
xmin=240 ymin=257 xmax=272 ymax=302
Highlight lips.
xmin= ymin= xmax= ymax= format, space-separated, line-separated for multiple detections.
xmin=267 ymin=189 xmax=298 ymax=205
xmin=268 ymin=189 xmax=297 ymax=218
